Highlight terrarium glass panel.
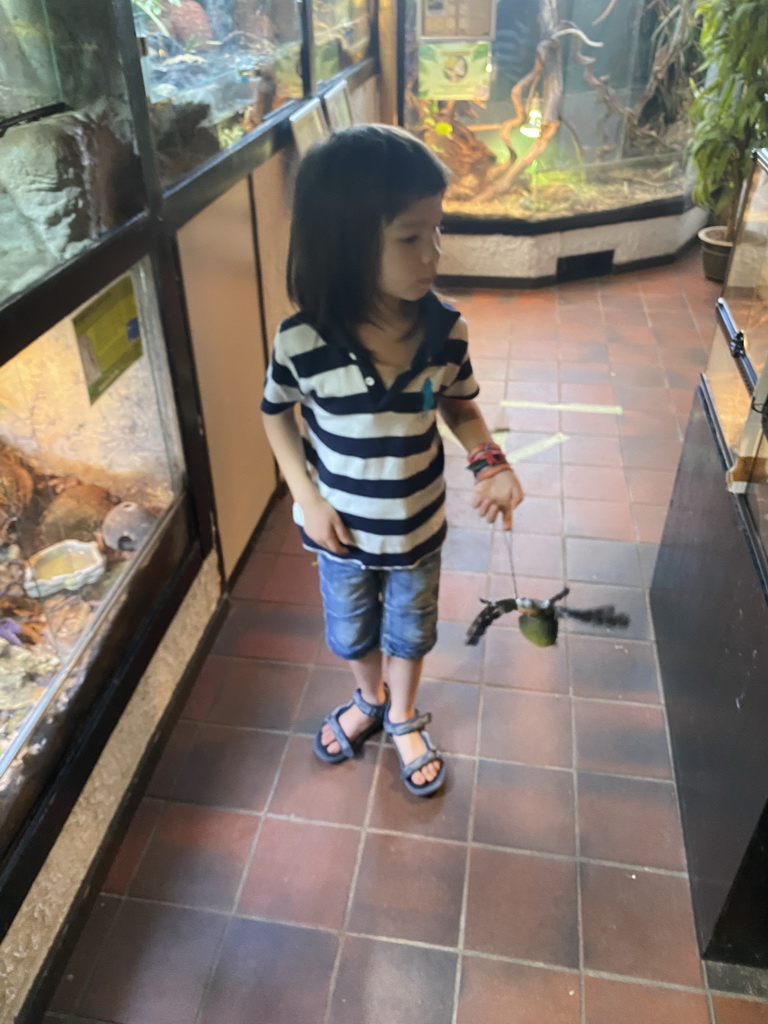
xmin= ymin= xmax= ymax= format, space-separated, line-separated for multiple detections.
xmin=403 ymin=0 xmax=697 ymax=221
xmin=313 ymin=0 xmax=373 ymax=85
xmin=135 ymin=0 xmax=304 ymax=186
xmin=0 ymin=261 xmax=184 ymax=774
xmin=0 ymin=0 xmax=144 ymax=308
xmin=721 ymin=161 xmax=768 ymax=381
xmin=703 ymin=153 xmax=768 ymax=494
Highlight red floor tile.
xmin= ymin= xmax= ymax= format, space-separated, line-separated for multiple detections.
xmin=713 ymin=997 xmax=768 ymax=1023
xmin=458 ymin=956 xmax=580 ymax=1024
xmin=269 ymin=735 xmax=377 ymax=824
xmin=574 ymin=699 xmax=672 ymax=780
xmin=480 ymin=688 xmax=572 ymax=768
xmin=581 ymin=862 xmax=703 ymax=986
xmin=423 ymin=619 xmax=484 ymax=683
xmin=438 ymin=569 xmax=487 ymax=621
xmin=170 ymin=724 xmax=287 ymax=810
xmin=489 ymin=530 xmax=565 ymax=579
xmin=568 ymin=635 xmax=660 ymax=703
xmin=130 ymin=803 xmax=257 ymax=910
xmin=578 ymin=772 xmax=686 ymax=870
xmin=473 ymin=760 xmax=575 ymax=854
xmin=564 ymin=498 xmax=635 ymax=541
xmin=197 ymin=918 xmax=337 ymax=1024
xmin=465 ymin=847 xmax=578 ymax=966
xmin=188 ymin=656 xmax=307 ymax=730
xmin=416 ymin=678 xmax=481 ymax=755
xmin=369 ymin=749 xmax=474 ymax=841
xmin=102 ymin=799 xmax=163 ymax=896
xmin=483 ymin=626 xmax=569 ymax=693
xmin=239 ymin=818 xmax=359 ymax=928
xmin=584 ymin=976 xmax=710 ymax=1024
xmin=77 ymin=901 xmax=228 ymax=1024
xmin=293 ymin=664 xmax=359 ymax=733
xmin=213 ymin=600 xmax=324 ymax=662
xmin=328 ymin=936 xmax=457 ymax=1024
xmin=562 ymin=465 xmax=629 ymax=502
xmin=564 ymin=537 xmax=642 ymax=587
xmin=348 ymin=832 xmax=466 ymax=945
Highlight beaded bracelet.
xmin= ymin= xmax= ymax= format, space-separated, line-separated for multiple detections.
xmin=466 ymin=442 xmax=514 ymax=482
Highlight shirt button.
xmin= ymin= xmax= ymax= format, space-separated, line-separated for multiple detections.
xmin=364 ymin=376 xmax=375 ymax=386
xmin=350 ymin=352 xmax=357 ymax=361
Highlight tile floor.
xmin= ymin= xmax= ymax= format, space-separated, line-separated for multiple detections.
xmin=43 ymin=249 xmax=768 ymax=1024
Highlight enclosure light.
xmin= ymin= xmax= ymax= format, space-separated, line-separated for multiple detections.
xmin=520 ymin=107 xmax=542 ymax=138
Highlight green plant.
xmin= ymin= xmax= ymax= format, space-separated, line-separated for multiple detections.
xmin=132 ymin=0 xmax=181 ymax=37
xmin=690 ymin=0 xmax=768 ymax=240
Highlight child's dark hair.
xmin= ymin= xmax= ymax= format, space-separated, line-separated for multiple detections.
xmin=287 ymin=124 xmax=448 ymax=335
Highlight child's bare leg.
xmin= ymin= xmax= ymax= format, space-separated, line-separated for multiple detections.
xmin=320 ymin=648 xmax=387 ymax=756
xmin=387 ymin=655 xmax=441 ymax=786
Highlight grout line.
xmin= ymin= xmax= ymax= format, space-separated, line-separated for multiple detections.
xmin=191 ymin=678 xmax=305 ymax=1024
xmin=451 ymin=649 xmax=485 ymax=1024
xmin=322 ymin=723 xmax=385 ymax=1024
xmin=570 ymin=634 xmax=587 ymax=1024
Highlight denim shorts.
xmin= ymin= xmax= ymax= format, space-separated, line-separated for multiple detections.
xmin=317 ymin=550 xmax=441 ymax=661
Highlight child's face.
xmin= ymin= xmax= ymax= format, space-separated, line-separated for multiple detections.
xmin=379 ymin=193 xmax=444 ymax=306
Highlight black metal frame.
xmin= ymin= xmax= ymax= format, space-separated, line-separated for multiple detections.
xmin=0 ymin=0 xmax=377 ymax=947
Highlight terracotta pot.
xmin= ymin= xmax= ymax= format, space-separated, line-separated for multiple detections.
xmin=698 ymin=225 xmax=733 ymax=283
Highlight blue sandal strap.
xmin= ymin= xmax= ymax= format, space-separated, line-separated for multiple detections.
xmin=323 ymin=702 xmax=356 ymax=759
xmin=352 ymin=687 xmax=388 ymax=719
xmin=399 ymin=745 xmax=443 ymax=782
xmin=384 ymin=710 xmax=432 ymax=736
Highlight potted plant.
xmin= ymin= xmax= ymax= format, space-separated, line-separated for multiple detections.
xmin=690 ymin=0 xmax=768 ymax=281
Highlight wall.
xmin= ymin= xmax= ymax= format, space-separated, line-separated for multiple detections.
xmin=177 ymin=179 xmax=277 ymax=579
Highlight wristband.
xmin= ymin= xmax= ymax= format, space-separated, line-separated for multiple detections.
xmin=466 ymin=442 xmax=514 ymax=483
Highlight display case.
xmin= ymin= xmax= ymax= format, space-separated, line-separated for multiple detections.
xmin=0 ymin=261 xmax=188 ymax=857
xmin=702 ymin=150 xmax=768 ymax=516
xmin=313 ymin=0 xmax=374 ymax=85
xmin=400 ymin=0 xmax=698 ymax=224
xmin=134 ymin=0 xmax=304 ymax=186
xmin=651 ymin=149 xmax=768 ymax=967
xmin=0 ymin=0 xmax=145 ymax=309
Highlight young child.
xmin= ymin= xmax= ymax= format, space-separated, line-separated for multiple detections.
xmin=261 ymin=124 xmax=523 ymax=797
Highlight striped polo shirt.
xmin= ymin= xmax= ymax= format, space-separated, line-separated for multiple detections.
xmin=260 ymin=292 xmax=479 ymax=568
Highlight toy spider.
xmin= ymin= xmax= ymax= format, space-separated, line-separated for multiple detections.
xmin=465 ymin=587 xmax=630 ymax=648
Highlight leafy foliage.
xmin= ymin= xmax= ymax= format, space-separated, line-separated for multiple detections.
xmin=132 ymin=0 xmax=181 ymax=36
xmin=690 ymin=0 xmax=768 ymax=238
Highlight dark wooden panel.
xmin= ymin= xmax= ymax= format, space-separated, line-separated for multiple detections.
xmin=651 ymin=386 xmax=768 ymax=965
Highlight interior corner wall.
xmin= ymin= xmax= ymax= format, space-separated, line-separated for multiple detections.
xmin=0 ymin=551 xmax=221 ymax=1024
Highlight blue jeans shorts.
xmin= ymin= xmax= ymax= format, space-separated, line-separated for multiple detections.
xmin=317 ymin=550 xmax=441 ymax=661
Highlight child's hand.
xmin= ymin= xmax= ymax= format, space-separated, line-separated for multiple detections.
xmin=472 ymin=469 xmax=524 ymax=530
xmin=300 ymin=493 xmax=353 ymax=554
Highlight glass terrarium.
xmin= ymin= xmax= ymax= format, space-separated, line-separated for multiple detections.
xmin=134 ymin=0 xmax=304 ymax=186
xmin=0 ymin=0 xmax=145 ymax=309
xmin=313 ymin=0 xmax=373 ymax=85
xmin=0 ymin=261 xmax=185 ymax=821
xmin=703 ymin=151 xmax=768 ymax=533
xmin=402 ymin=0 xmax=698 ymax=223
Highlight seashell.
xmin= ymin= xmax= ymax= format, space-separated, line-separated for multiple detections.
xmin=102 ymin=502 xmax=157 ymax=552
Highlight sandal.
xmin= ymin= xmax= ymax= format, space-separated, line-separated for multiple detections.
xmin=384 ymin=709 xmax=446 ymax=797
xmin=313 ymin=687 xmax=389 ymax=764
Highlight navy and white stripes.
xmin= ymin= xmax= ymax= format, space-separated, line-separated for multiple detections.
xmin=261 ymin=293 xmax=479 ymax=567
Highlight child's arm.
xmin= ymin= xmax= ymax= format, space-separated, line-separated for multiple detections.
xmin=438 ymin=397 xmax=524 ymax=531
xmin=262 ymin=408 xmax=352 ymax=554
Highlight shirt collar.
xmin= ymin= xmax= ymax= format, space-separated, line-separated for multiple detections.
xmin=326 ymin=291 xmax=461 ymax=354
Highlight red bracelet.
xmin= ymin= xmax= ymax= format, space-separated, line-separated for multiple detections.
xmin=466 ymin=442 xmax=514 ymax=482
